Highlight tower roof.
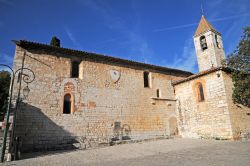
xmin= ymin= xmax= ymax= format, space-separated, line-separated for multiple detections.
xmin=194 ymin=15 xmax=219 ymax=36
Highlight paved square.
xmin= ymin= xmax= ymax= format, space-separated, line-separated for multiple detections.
xmin=3 ymin=139 xmax=250 ymax=166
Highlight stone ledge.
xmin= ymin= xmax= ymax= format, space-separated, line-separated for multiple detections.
xmin=151 ymin=97 xmax=176 ymax=101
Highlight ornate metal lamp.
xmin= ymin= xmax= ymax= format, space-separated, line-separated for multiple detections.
xmin=23 ymin=85 xmax=30 ymax=99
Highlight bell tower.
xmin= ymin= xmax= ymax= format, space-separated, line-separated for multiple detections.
xmin=193 ymin=15 xmax=225 ymax=72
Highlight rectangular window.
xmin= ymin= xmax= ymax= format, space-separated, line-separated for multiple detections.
xmin=71 ymin=61 xmax=80 ymax=78
xmin=144 ymin=71 xmax=150 ymax=87
xmin=215 ymin=35 xmax=220 ymax=48
xmin=156 ymin=89 xmax=160 ymax=98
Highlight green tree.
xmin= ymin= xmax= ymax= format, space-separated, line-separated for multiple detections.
xmin=225 ymin=27 xmax=250 ymax=107
xmin=50 ymin=36 xmax=60 ymax=47
xmin=0 ymin=70 xmax=11 ymax=120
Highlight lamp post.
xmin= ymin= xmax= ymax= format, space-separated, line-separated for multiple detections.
xmin=0 ymin=63 xmax=35 ymax=162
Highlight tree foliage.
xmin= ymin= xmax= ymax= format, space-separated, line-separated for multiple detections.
xmin=225 ymin=27 xmax=250 ymax=107
xmin=50 ymin=36 xmax=60 ymax=47
xmin=0 ymin=70 xmax=11 ymax=118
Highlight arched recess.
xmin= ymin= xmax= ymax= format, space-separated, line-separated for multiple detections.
xmin=197 ymin=83 xmax=205 ymax=102
xmin=192 ymin=80 xmax=206 ymax=103
xmin=169 ymin=117 xmax=178 ymax=136
xmin=63 ymin=93 xmax=74 ymax=114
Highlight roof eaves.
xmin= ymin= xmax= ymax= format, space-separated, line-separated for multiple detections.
xmin=194 ymin=29 xmax=221 ymax=37
xmin=172 ymin=67 xmax=231 ymax=85
xmin=13 ymin=40 xmax=194 ymax=76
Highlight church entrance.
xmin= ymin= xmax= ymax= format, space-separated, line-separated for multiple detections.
xmin=169 ymin=117 xmax=178 ymax=136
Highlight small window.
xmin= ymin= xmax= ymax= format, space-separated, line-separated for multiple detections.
xmin=71 ymin=61 xmax=80 ymax=78
xmin=197 ymin=83 xmax=205 ymax=102
xmin=156 ymin=89 xmax=160 ymax=98
xmin=63 ymin=94 xmax=72 ymax=114
xmin=200 ymin=36 xmax=208 ymax=51
xmin=215 ymin=35 xmax=220 ymax=48
xmin=143 ymin=71 xmax=150 ymax=88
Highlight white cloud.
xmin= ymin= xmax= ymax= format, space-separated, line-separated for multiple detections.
xmin=210 ymin=13 xmax=250 ymax=23
xmin=76 ymin=0 xmax=154 ymax=64
xmin=153 ymin=22 xmax=198 ymax=32
xmin=126 ymin=32 xmax=153 ymax=63
xmin=153 ymin=12 xmax=250 ymax=33
xmin=65 ymin=28 xmax=82 ymax=49
xmin=161 ymin=39 xmax=197 ymax=73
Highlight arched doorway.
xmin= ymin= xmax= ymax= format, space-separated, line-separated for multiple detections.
xmin=169 ymin=117 xmax=178 ymax=136
xmin=63 ymin=94 xmax=72 ymax=114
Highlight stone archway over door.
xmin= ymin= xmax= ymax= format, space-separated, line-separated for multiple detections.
xmin=169 ymin=117 xmax=178 ymax=136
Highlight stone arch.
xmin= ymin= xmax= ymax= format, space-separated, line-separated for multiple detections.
xmin=64 ymin=82 xmax=75 ymax=93
xmin=169 ymin=117 xmax=178 ymax=136
xmin=62 ymin=82 xmax=76 ymax=114
xmin=192 ymin=80 xmax=206 ymax=103
xmin=60 ymin=79 xmax=78 ymax=93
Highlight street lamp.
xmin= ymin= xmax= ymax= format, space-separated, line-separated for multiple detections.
xmin=22 ymin=85 xmax=30 ymax=99
xmin=0 ymin=63 xmax=35 ymax=162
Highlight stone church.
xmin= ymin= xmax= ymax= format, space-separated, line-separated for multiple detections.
xmin=10 ymin=15 xmax=250 ymax=153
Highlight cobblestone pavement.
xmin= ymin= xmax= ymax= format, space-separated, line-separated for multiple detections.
xmin=2 ymin=139 xmax=250 ymax=166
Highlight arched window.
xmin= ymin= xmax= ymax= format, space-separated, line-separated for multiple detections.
xmin=63 ymin=94 xmax=72 ymax=114
xmin=197 ymin=83 xmax=205 ymax=102
xmin=200 ymin=36 xmax=208 ymax=51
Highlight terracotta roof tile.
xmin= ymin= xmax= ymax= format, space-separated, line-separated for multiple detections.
xmin=194 ymin=15 xmax=219 ymax=37
xmin=13 ymin=40 xmax=193 ymax=76
xmin=172 ymin=66 xmax=231 ymax=85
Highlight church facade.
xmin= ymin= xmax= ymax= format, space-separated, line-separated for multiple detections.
xmin=11 ymin=15 xmax=250 ymax=152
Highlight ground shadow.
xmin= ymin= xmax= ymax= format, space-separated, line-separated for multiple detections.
xmin=13 ymin=103 xmax=80 ymax=160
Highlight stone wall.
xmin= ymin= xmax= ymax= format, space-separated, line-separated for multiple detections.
xmin=174 ymin=70 xmax=233 ymax=139
xmin=12 ymin=46 xmax=187 ymax=152
xmin=222 ymin=72 xmax=250 ymax=140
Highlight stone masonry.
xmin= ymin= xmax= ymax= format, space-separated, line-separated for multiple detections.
xmin=12 ymin=45 xmax=190 ymax=152
xmin=174 ymin=70 xmax=233 ymax=139
xmin=173 ymin=69 xmax=250 ymax=140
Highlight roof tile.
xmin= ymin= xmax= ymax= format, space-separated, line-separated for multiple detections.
xmin=194 ymin=15 xmax=219 ymax=36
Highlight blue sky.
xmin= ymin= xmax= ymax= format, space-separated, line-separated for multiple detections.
xmin=0 ymin=0 xmax=249 ymax=73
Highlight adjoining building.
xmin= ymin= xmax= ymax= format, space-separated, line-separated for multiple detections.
xmin=9 ymin=15 xmax=250 ymax=154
